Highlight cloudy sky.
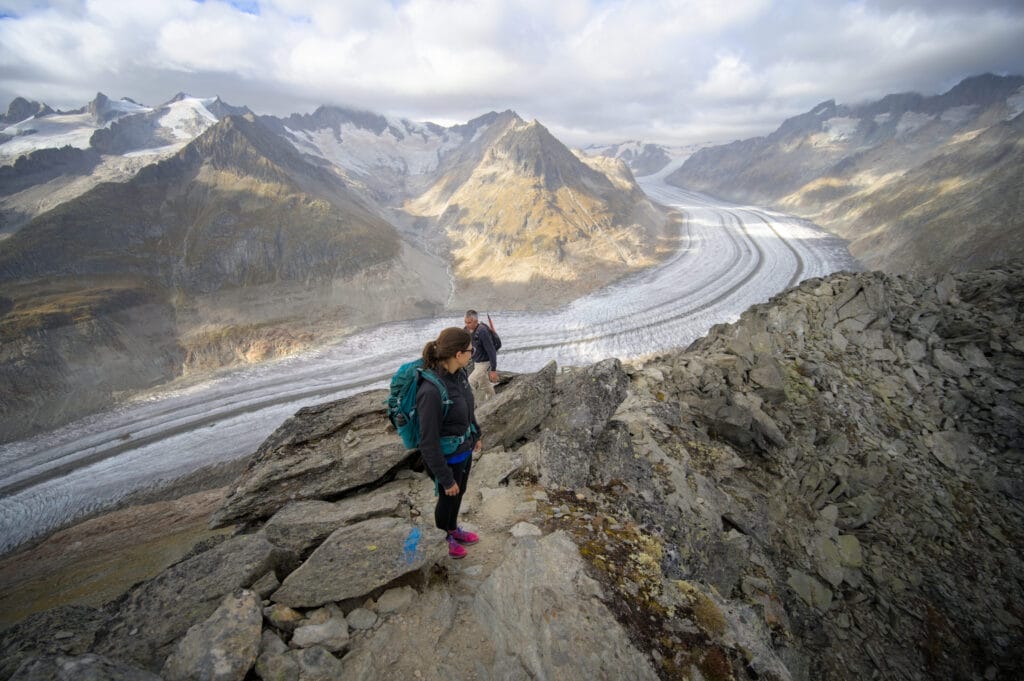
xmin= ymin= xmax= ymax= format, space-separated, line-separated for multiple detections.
xmin=1 ymin=0 xmax=1023 ymax=146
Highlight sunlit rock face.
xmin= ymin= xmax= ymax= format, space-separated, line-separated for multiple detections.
xmin=406 ymin=117 xmax=674 ymax=310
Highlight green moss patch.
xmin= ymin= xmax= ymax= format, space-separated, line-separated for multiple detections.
xmin=540 ymin=489 xmax=742 ymax=680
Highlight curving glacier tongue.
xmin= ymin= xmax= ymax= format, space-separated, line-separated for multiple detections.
xmin=0 ymin=178 xmax=858 ymax=554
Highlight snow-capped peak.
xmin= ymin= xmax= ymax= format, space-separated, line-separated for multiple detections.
xmin=158 ymin=96 xmax=220 ymax=141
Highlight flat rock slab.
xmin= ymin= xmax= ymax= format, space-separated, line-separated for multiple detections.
xmin=262 ymin=485 xmax=411 ymax=554
xmin=272 ymin=517 xmax=446 ymax=608
xmin=211 ymin=390 xmax=410 ymax=528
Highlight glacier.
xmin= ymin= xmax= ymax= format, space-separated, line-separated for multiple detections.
xmin=0 ymin=176 xmax=859 ymax=555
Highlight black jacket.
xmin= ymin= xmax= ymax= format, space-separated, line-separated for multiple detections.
xmin=415 ymin=367 xmax=480 ymax=489
xmin=468 ymin=323 xmax=498 ymax=370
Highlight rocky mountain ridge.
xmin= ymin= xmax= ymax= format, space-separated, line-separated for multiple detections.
xmin=2 ymin=262 xmax=1020 ymax=680
xmin=0 ymin=98 xmax=54 ymax=126
xmin=0 ymin=113 xmax=427 ymax=442
xmin=408 ymin=117 xmax=675 ymax=308
xmin=666 ymin=73 xmax=1024 ymax=275
xmin=0 ymin=93 xmax=236 ymax=231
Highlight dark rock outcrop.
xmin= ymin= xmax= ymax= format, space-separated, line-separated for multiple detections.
xmin=525 ymin=357 xmax=630 ymax=488
xmin=474 ymin=359 xmax=557 ymax=448
xmin=1 ymin=97 xmax=53 ymax=125
xmin=92 ymin=534 xmax=297 ymax=671
xmin=210 ymin=390 xmax=410 ymax=528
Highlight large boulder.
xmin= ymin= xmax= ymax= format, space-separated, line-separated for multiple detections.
xmin=92 ymin=534 xmax=297 ymax=672
xmin=474 ymin=531 xmax=660 ymax=681
xmin=476 ymin=360 xmax=557 ymax=448
xmin=161 ymin=589 xmax=263 ymax=681
xmin=529 ymin=358 xmax=630 ymax=487
xmin=211 ymin=390 xmax=409 ymax=528
xmin=261 ymin=485 xmax=411 ymax=555
xmin=271 ymin=517 xmax=445 ymax=608
xmin=540 ymin=358 xmax=629 ymax=440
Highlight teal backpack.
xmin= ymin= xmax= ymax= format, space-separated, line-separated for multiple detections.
xmin=386 ymin=358 xmax=450 ymax=451
xmin=386 ymin=360 xmax=475 ymax=457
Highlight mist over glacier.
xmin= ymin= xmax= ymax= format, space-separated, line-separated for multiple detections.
xmin=0 ymin=175 xmax=858 ymax=554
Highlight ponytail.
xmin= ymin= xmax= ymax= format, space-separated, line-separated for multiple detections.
xmin=422 ymin=327 xmax=471 ymax=371
xmin=422 ymin=340 xmax=439 ymax=370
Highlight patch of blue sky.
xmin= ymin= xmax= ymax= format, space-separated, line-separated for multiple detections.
xmin=192 ymin=0 xmax=260 ymax=15
xmin=228 ymin=0 xmax=259 ymax=14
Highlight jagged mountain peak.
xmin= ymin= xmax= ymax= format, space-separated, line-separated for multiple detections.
xmin=772 ymin=99 xmax=840 ymax=140
xmin=204 ymin=96 xmax=253 ymax=120
xmin=86 ymin=92 xmax=133 ymax=124
xmin=766 ymin=75 xmax=1024 ymax=142
xmin=284 ymin=104 xmax=393 ymax=136
xmin=582 ymin=140 xmax=696 ymax=178
xmin=855 ymin=91 xmax=926 ymax=119
xmin=932 ymin=72 xmax=1024 ymax=110
xmin=448 ymin=109 xmax=522 ymax=137
xmin=493 ymin=117 xmax=564 ymax=154
xmin=2 ymin=97 xmax=54 ymax=124
xmin=487 ymin=116 xmax=607 ymax=190
xmin=179 ymin=113 xmax=308 ymax=176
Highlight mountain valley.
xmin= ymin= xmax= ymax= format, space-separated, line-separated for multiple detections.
xmin=667 ymin=73 xmax=1024 ymax=276
xmin=0 ymin=94 xmax=673 ymax=441
xmin=0 ymin=69 xmax=1022 ymax=681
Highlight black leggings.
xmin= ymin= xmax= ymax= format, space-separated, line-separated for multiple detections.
xmin=435 ymin=455 xmax=472 ymax=533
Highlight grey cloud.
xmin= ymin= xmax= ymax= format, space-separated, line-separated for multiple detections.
xmin=1 ymin=1 xmax=1023 ymax=146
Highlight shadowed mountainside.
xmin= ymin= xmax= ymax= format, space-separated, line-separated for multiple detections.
xmin=666 ymin=73 xmax=1024 ymax=275
xmin=0 ymin=114 xmax=418 ymax=443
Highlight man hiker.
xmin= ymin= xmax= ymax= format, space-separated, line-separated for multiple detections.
xmin=463 ymin=309 xmax=498 ymax=403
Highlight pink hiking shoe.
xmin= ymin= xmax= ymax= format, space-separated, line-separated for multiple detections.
xmin=449 ymin=527 xmax=479 ymax=545
xmin=447 ymin=535 xmax=468 ymax=559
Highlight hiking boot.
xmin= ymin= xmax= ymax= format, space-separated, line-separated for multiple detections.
xmin=447 ymin=535 xmax=468 ymax=559
xmin=449 ymin=527 xmax=479 ymax=545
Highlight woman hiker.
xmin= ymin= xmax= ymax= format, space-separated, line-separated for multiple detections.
xmin=417 ymin=327 xmax=482 ymax=558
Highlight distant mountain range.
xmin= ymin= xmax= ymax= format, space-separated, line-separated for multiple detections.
xmin=582 ymin=140 xmax=707 ymax=177
xmin=666 ymin=73 xmax=1024 ymax=275
xmin=4 ymin=74 xmax=1019 ymax=441
xmin=0 ymin=92 xmax=672 ymax=442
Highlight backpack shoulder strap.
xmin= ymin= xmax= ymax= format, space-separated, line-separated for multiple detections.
xmin=418 ymin=368 xmax=452 ymax=416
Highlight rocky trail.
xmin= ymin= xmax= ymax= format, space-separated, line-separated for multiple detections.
xmin=2 ymin=264 xmax=1022 ymax=681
